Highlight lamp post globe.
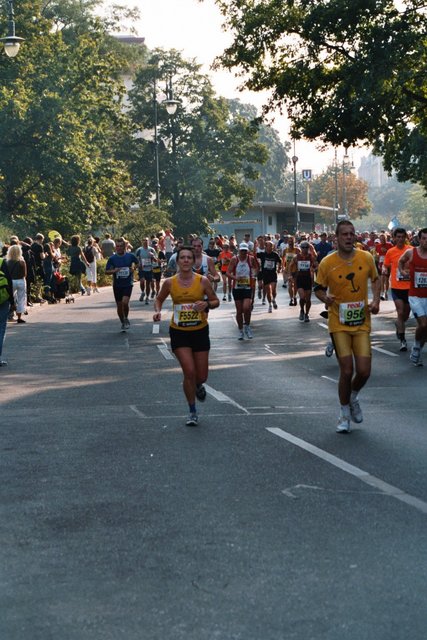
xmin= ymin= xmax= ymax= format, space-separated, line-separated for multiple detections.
xmin=1 ymin=0 xmax=24 ymax=58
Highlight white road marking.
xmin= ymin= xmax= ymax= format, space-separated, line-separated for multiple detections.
xmin=264 ymin=346 xmax=276 ymax=355
xmin=371 ymin=345 xmax=399 ymax=357
xmin=129 ymin=405 xmax=146 ymax=418
xmin=318 ymin=322 xmax=328 ymax=329
xmin=267 ymin=427 xmax=427 ymax=515
xmin=157 ymin=339 xmax=175 ymax=360
xmin=204 ymin=384 xmax=250 ymax=414
xmin=321 ymin=375 xmax=338 ymax=384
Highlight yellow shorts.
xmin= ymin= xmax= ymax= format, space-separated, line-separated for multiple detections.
xmin=331 ymin=331 xmax=371 ymax=358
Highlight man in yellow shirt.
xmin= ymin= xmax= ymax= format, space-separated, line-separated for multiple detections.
xmin=314 ymin=221 xmax=380 ymax=433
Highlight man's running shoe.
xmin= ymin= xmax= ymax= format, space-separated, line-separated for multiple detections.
xmin=238 ymin=330 xmax=244 ymax=340
xmin=350 ymin=398 xmax=363 ymax=423
xmin=139 ymin=293 xmax=144 ymax=302
xmin=299 ymin=310 xmax=305 ymax=322
xmin=228 ymin=294 xmax=232 ymax=302
xmin=222 ymin=295 xmax=226 ymax=301
xmin=262 ymin=299 xmax=266 ymax=305
xmin=121 ymin=322 xmax=127 ymax=332
xmin=336 ymin=415 xmax=351 ymax=434
xmin=268 ymin=304 xmax=272 ymax=313
xmin=244 ymin=325 xmax=253 ymax=339
xmin=186 ymin=413 xmax=198 ymax=427
xmin=196 ymin=384 xmax=207 ymax=402
xmin=258 ymin=290 xmax=262 ymax=299
xmin=289 ymin=299 xmax=293 ymax=306
xmin=145 ymin=298 xmax=149 ymax=305
xmin=272 ymin=300 xmax=278 ymax=309
xmin=124 ymin=319 xmax=130 ymax=329
xmin=399 ymin=339 xmax=408 ymax=352
xmin=325 ymin=342 xmax=334 ymax=357
xmin=410 ymin=345 xmax=423 ymax=366
xmin=293 ymin=298 xmax=297 ymax=306
xmin=304 ymin=314 xmax=310 ymax=322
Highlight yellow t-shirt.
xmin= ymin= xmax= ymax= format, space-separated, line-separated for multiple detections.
xmin=169 ymin=273 xmax=208 ymax=331
xmin=315 ymin=249 xmax=378 ymax=333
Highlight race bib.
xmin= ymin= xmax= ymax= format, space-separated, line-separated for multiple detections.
xmin=298 ymin=260 xmax=311 ymax=271
xmin=379 ymin=255 xmax=385 ymax=264
xmin=117 ymin=267 xmax=130 ymax=278
xmin=414 ymin=271 xmax=427 ymax=288
xmin=236 ymin=277 xmax=251 ymax=289
xmin=339 ymin=301 xmax=365 ymax=326
xmin=140 ymin=258 xmax=152 ymax=267
xmin=173 ymin=303 xmax=202 ymax=327
xmin=264 ymin=259 xmax=275 ymax=270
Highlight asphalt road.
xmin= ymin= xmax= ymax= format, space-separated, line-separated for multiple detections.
xmin=1 ymin=285 xmax=426 ymax=640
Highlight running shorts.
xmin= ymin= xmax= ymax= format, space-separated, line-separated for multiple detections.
xmin=391 ymin=288 xmax=409 ymax=304
xmin=138 ymin=269 xmax=153 ymax=281
xmin=232 ymin=288 xmax=253 ymax=301
xmin=408 ymin=296 xmax=427 ymax=319
xmin=331 ymin=331 xmax=371 ymax=358
xmin=296 ymin=274 xmax=312 ymax=291
xmin=169 ymin=324 xmax=210 ymax=352
xmin=113 ymin=286 xmax=133 ymax=302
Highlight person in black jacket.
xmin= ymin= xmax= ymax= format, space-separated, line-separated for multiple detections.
xmin=0 ymin=256 xmax=14 ymax=366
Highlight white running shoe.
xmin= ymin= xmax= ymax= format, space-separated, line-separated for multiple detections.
xmin=268 ymin=304 xmax=272 ymax=313
xmin=186 ymin=413 xmax=198 ymax=427
xmin=350 ymin=398 xmax=363 ymax=423
xmin=410 ymin=345 xmax=423 ymax=366
xmin=399 ymin=339 xmax=408 ymax=352
xmin=238 ymin=330 xmax=244 ymax=340
xmin=244 ymin=325 xmax=253 ymax=339
xmin=336 ymin=415 xmax=351 ymax=433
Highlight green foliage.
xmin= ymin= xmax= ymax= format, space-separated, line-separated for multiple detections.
xmin=227 ymin=100 xmax=290 ymax=200
xmin=127 ymin=49 xmax=269 ymax=237
xmin=0 ymin=0 xmax=136 ymax=234
xmin=400 ymin=184 xmax=427 ymax=229
xmin=118 ymin=204 xmax=173 ymax=249
xmin=215 ymin=0 xmax=427 ymax=192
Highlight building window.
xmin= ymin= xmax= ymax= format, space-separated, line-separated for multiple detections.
xmin=268 ymin=215 xmax=273 ymax=226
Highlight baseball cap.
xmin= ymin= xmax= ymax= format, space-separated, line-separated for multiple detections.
xmin=239 ymin=242 xmax=249 ymax=250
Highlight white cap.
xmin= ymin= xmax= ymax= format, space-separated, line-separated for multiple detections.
xmin=239 ymin=242 xmax=249 ymax=250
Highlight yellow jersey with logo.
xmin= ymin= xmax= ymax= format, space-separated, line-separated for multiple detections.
xmin=170 ymin=273 xmax=208 ymax=331
xmin=315 ymin=249 xmax=378 ymax=333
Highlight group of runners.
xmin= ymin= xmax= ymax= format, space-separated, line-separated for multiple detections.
xmin=100 ymin=223 xmax=427 ymax=431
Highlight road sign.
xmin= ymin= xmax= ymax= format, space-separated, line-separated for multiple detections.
xmin=302 ymin=169 xmax=312 ymax=181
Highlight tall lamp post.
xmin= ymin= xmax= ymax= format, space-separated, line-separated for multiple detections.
xmin=292 ymin=139 xmax=299 ymax=233
xmin=334 ymin=148 xmax=339 ymax=224
xmin=0 ymin=0 xmax=24 ymax=58
xmin=152 ymin=75 xmax=179 ymax=208
xmin=342 ymin=146 xmax=350 ymax=219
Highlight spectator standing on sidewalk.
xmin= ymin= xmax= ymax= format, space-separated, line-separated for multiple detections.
xmin=6 ymin=245 xmax=27 ymax=323
xmin=0 ymin=254 xmax=14 ymax=365
xmin=68 ymin=235 xmax=89 ymax=295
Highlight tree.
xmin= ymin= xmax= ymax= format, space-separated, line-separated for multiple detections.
xmin=215 ymin=0 xmax=427 ymax=191
xmin=316 ymin=170 xmax=371 ymax=221
xmin=400 ymin=184 xmax=427 ymax=229
xmin=0 ymin=1 xmax=136 ymax=235
xmin=227 ymin=100 xmax=290 ymax=200
xmin=127 ymin=50 xmax=268 ymax=237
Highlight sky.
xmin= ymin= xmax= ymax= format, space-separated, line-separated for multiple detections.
xmin=116 ymin=0 xmax=367 ymax=174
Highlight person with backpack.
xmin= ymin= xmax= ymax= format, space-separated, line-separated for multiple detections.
xmin=0 ymin=255 xmax=13 ymax=366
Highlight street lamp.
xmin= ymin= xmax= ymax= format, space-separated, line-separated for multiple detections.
xmin=342 ymin=146 xmax=350 ymax=218
xmin=334 ymin=148 xmax=339 ymax=224
xmin=292 ymin=139 xmax=299 ymax=233
xmin=0 ymin=0 xmax=24 ymax=58
xmin=146 ymin=74 xmax=179 ymax=208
